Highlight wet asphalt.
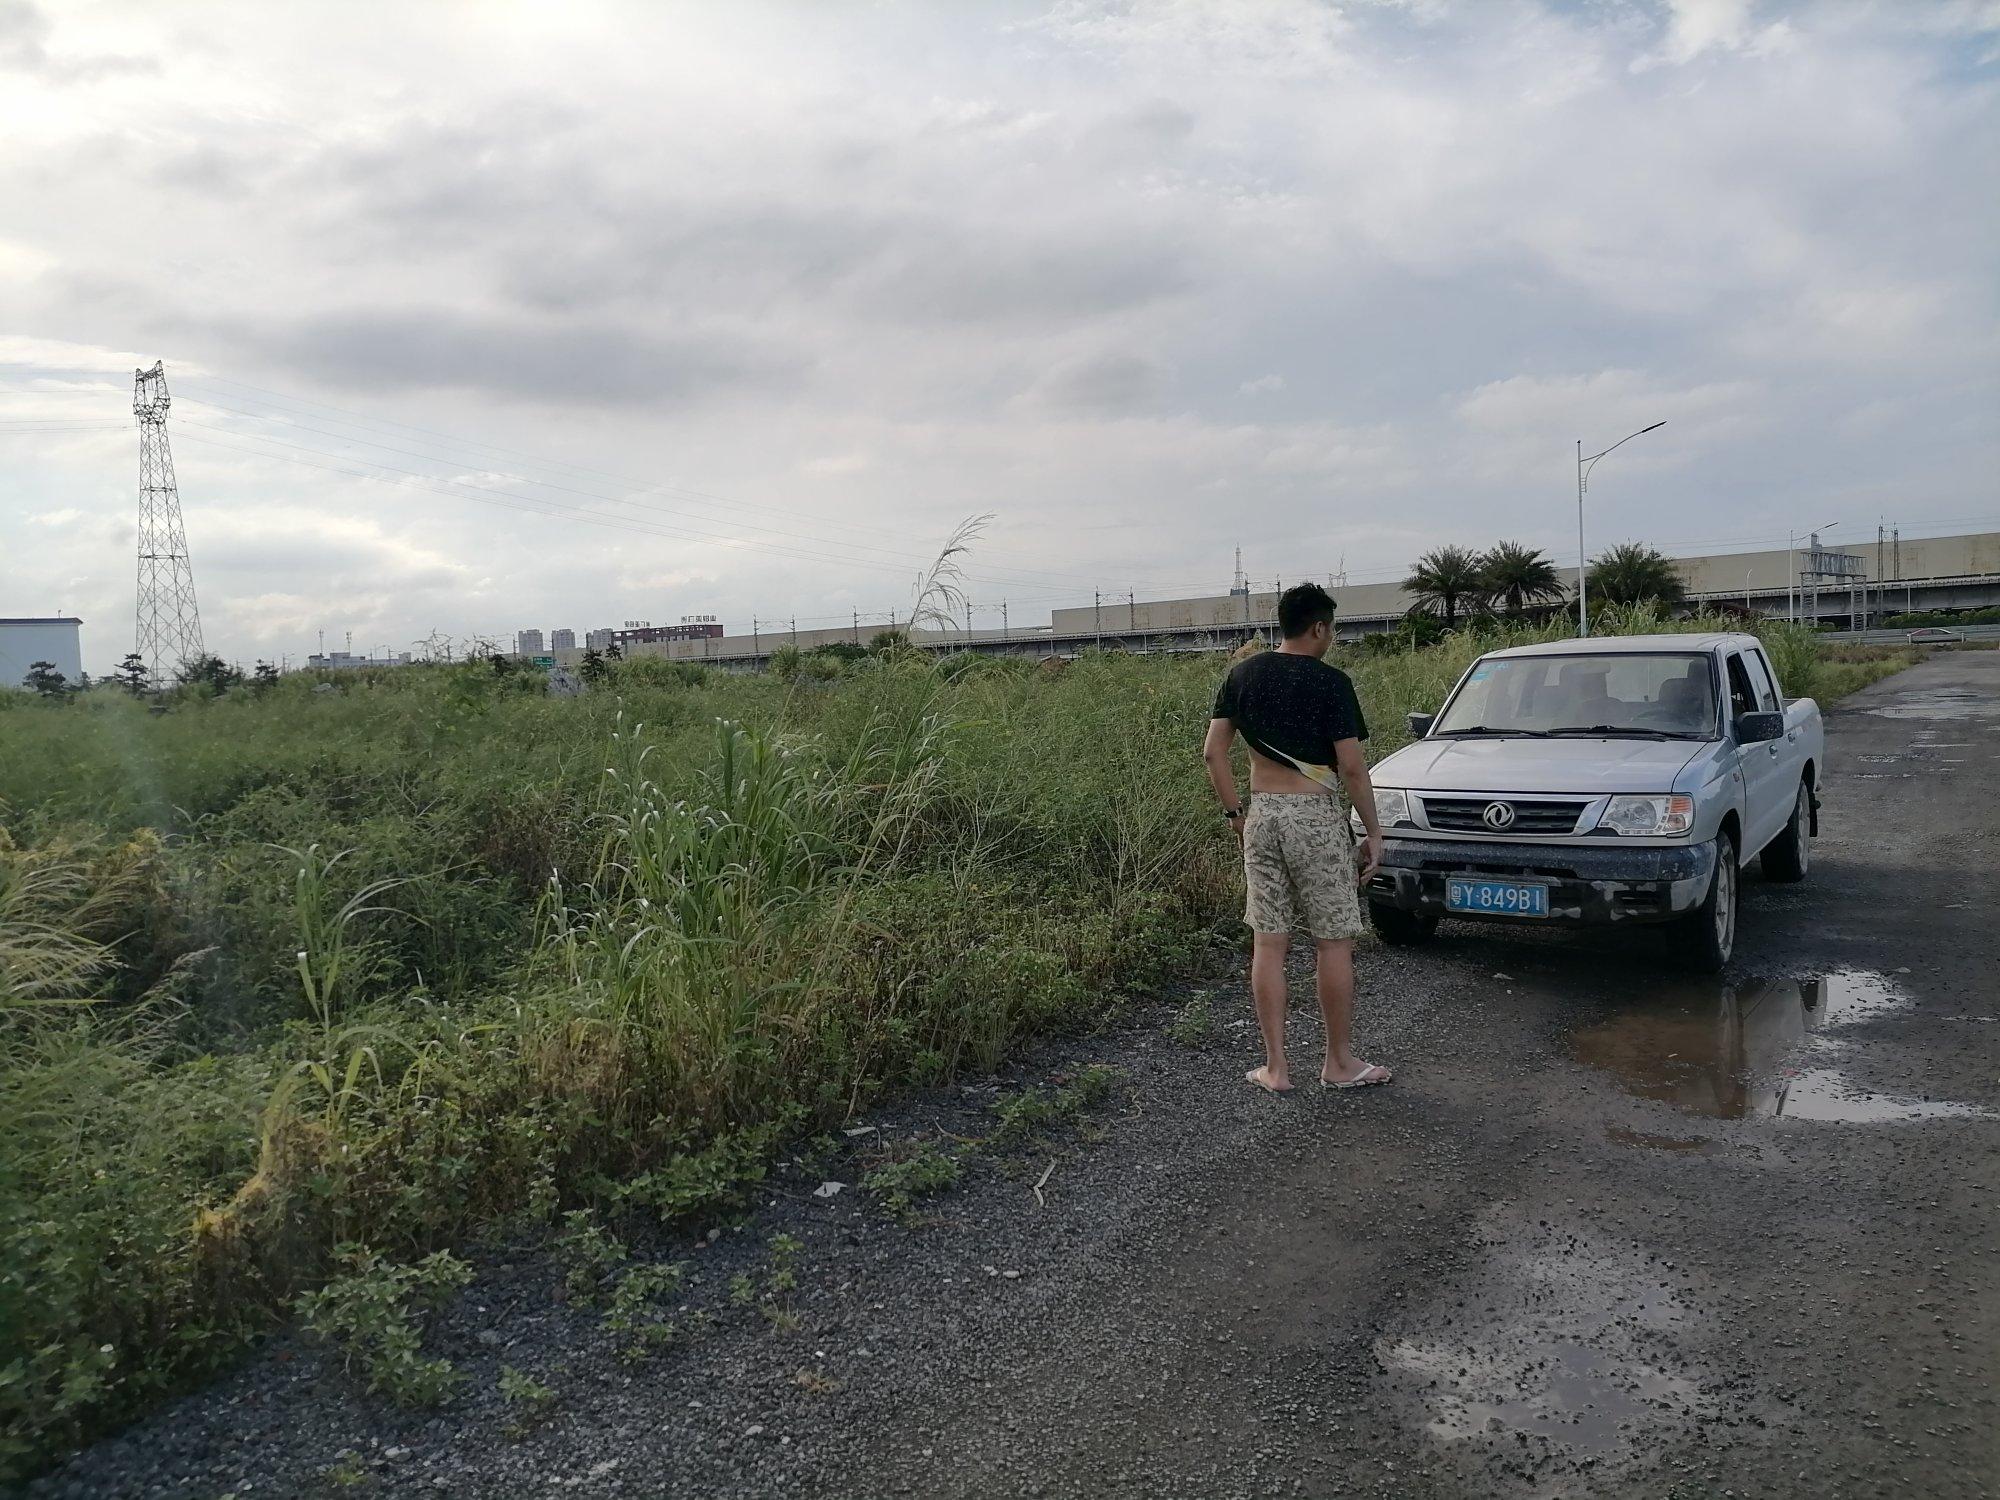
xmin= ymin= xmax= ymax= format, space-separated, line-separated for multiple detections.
xmin=27 ymin=651 xmax=1999 ymax=1500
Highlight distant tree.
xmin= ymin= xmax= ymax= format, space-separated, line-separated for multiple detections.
xmin=177 ymin=655 xmax=244 ymax=692
xmin=1589 ymin=543 xmax=1687 ymax=609
xmin=24 ymin=660 xmax=67 ymax=698
xmin=868 ymin=629 xmax=909 ymax=655
xmin=1403 ymin=546 xmax=1489 ymax=629
xmin=579 ymin=646 xmax=608 ymax=686
xmin=604 ymin=642 xmax=623 ymax=662
xmin=814 ymin=642 xmax=868 ymax=665
xmin=1398 ymin=610 xmax=1446 ymax=649
xmin=114 ymin=653 xmax=151 ymax=695
xmin=252 ymin=660 xmax=280 ymax=692
xmin=1480 ymin=541 xmax=1567 ymax=618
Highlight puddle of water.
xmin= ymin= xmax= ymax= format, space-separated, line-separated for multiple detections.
xmin=1772 ymin=1069 xmax=1995 ymax=1123
xmin=1376 ymin=1211 xmax=1716 ymax=1459
xmin=1865 ymin=690 xmax=1995 ymax=722
xmin=1380 ymin=1334 xmax=1696 ymax=1450
xmin=1568 ymin=971 xmax=1946 ymax=1121
xmin=1605 ymin=1126 xmax=1712 ymax=1152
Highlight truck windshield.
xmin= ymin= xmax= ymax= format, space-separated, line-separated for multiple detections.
xmin=1434 ymin=653 xmax=1719 ymax=738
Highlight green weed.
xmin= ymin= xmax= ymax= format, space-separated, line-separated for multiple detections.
xmin=862 ymin=1145 xmax=962 ymax=1214
xmin=989 ymin=1064 xmax=1126 ymax=1148
xmin=295 ymin=1245 xmax=473 ymax=1407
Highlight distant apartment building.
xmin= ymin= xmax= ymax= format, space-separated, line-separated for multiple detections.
xmin=584 ymin=627 xmax=616 ymax=652
xmin=516 ymin=628 xmax=544 ymax=656
xmin=550 ymin=628 xmax=575 ymax=651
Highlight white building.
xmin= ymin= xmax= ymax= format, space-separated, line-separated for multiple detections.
xmin=550 ymin=627 xmax=576 ymax=651
xmin=585 ymin=627 xmax=615 ymax=652
xmin=516 ymin=628 xmax=545 ymax=656
xmin=0 ymin=616 xmax=83 ymax=689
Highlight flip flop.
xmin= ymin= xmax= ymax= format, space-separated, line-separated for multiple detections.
xmin=1322 ymin=1062 xmax=1392 ymax=1089
xmin=1245 ymin=1066 xmax=1294 ymax=1094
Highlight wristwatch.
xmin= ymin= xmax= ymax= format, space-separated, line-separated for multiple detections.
xmin=1222 ymin=806 xmax=1243 ymax=821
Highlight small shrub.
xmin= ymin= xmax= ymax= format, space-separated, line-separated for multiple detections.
xmin=600 ymin=1262 xmax=683 ymax=1363
xmin=554 ymin=1210 xmax=627 ymax=1307
xmin=296 ymin=1246 xmax=473 ymax=1407
xmin=862 ymin=1145 xmax=961 ymax=1214
xmin=497 ymin=1364 xmax=558 ymax=1434
xmin=989 ymin=1064 xmax=1126 ymax=1148
xmin=1169 ymin=992 xmax=1213 ymax=1046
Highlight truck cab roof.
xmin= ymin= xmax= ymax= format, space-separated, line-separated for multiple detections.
xmin=1478 ymin=633 xmax=1764 ymax=659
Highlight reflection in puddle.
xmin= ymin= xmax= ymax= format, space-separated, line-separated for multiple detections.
xmin=1771 ymin=1070 xmax=1992 ymax=1122
xmin=1572 ymin=971 xmax=1996 ymax=1123
xmin=1865 ymin=691 xmax=1995 ymax=722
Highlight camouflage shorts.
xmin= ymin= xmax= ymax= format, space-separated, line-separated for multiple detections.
xmin=1242 ymin=792 xmax=1364 ymax=940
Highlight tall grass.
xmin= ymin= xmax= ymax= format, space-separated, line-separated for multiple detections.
xmin=0 ymin=618 xmax=1905 ymax=1477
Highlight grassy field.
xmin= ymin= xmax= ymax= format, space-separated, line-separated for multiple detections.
xmin=0 ymin=612 xmax=1916 ymax=1477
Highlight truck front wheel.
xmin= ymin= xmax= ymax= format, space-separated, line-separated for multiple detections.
xmin=1676 ymin=832 xmax=1737 ymax=972
xmin=1369 ymin=902 xmax=1439 ymax=946
xmin=1760 ymin=780 xmax=1811 ymax=883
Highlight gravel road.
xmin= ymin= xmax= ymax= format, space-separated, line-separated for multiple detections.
xmin=28 ymin=651 xmax=1999 ymax=1500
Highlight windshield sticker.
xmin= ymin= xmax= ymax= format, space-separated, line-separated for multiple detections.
xmin=1468 ymin=665 xmax=1493 ymax=682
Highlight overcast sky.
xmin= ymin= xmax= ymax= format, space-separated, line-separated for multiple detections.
xmin=2 ymin=0 xmax=1995 ymax=672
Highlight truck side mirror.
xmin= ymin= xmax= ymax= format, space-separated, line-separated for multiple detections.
xmin=1407 ymin=711 xmax=1436 ymax=738
xmin=1736 ymin=710 xmax=1783 ymax=744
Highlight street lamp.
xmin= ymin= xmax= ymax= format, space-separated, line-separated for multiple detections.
xmin=1787 ymin=521 xmax=1839 ymax=624
xmin=1575 ymin=421 xmax=1666 ymax=637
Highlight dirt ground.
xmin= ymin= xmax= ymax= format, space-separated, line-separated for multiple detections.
xmin=30 ymin=651 xmax=1999 ymax=1500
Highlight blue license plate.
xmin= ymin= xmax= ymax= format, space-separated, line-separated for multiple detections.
xmin=1445 ymin=877 xmax=1549 ymax=917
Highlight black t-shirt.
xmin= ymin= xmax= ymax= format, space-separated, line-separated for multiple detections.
xmin=1212 ymin=652 xmax=1368 ymax=788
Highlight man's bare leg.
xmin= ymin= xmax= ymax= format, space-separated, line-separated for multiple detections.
xmin=1246 ymin=930 xmax=1293 ymax=1091
xmin=1316 ymin=937 xmax=1391 ymax=1085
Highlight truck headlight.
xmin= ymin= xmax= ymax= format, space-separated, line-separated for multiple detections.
xmin=1373 ymin=788 xmax=1411 ymax=827
xmin=1600 ymin=794 xmax=1695 ymax=836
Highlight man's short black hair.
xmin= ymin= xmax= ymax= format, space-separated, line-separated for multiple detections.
xmin=1277 ymin=581 xmax=1336 ymax=638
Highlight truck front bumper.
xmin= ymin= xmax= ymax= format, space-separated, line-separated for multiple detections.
xmin=1368 ymin=836 xmax=1718 ymax=926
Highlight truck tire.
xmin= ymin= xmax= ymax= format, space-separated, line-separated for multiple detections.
xmin=1760 ymin=780 xmax=1811 ymax=883
xmin=1369 ymin=901 xmax=1439 ymax=946
xmin=1676 ymin=831 xmax=1737 ymax=973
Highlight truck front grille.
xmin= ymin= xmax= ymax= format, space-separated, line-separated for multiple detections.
xmin=1421 ymin=797 xmax=1588 ymax=835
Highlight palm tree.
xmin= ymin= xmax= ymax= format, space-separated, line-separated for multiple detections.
xmin=1480 ymin=541 xmax=1566 ymax=619
xmin=1588 ymin=543 xmax=1686 ymax=608
xmin=1402 ymin=546 xmax=1489 ymax=630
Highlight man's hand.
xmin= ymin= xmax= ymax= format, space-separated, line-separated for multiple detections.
xmin=1356 ymin=830 xmax=1383 ymax=884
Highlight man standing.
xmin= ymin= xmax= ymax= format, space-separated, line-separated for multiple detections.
xmin=1201 ymin=582 xmax=1390 ymax=1093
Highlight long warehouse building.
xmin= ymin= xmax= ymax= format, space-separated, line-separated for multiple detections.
xmin=553 ymin=529 xmax=2000 ymax=667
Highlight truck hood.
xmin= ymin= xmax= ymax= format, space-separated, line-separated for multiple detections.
xmin=1373 ymin=736 xmax=1708 ymax=795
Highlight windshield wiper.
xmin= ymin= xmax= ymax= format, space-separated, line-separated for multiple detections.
xmin=1433 ymin=726 xmax=1553 ymax=738
xmin=1545 ymin=725 xmax=1679 ymax=740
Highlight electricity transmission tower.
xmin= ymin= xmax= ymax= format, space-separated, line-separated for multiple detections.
xmin=133 ymin=361 xmax=205 ymax=683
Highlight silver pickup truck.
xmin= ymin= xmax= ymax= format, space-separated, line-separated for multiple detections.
xmin=1360 ymin=633 xmax=1823 ymax=971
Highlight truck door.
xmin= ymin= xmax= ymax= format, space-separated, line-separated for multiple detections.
xmin=1726 ymin=650 xmax=1784 ymax=853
